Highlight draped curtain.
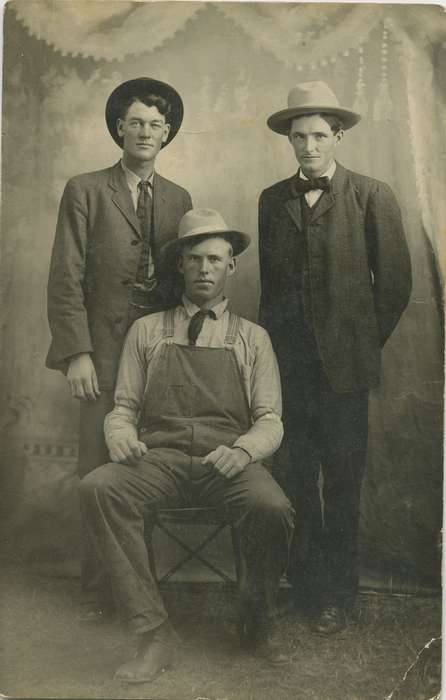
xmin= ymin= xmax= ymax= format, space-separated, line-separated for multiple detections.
xmin=1 ymin=1 xmax=444 ymax=586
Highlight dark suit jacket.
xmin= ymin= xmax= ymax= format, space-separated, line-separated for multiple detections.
xmin=46 ymin=162 xmax=192 ymax=389
xmin=258 ymin=162 xmax=412 ymax=393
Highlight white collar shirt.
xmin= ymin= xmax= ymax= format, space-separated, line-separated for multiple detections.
xmin=299 ymin=159 xmax=336 ymax=208
xmin=121 ymin=160 xmax=154 ymax=211
xmin=104 ymin=298 xmax=283 ymax=464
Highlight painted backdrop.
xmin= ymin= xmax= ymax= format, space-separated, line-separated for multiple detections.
xmin=1 ymin=1 xmax=444 ymax=588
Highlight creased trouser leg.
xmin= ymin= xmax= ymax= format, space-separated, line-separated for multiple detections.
xmin=78 ymin=391 xmax=115 ymax=605
xmin=80 ymin=453 xmax=188 ymax=634
xmin=320 ymin=449 xmax=367 ymax=610
xmin=198 ymin=462 xmax=294 ymax=625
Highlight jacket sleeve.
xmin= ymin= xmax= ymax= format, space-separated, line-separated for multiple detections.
xmin=365 ymin=182 xmax=412 ymax=346
xmin=46 ymin=177 xmax=93 ymax=370
xmin=257 ymin=190 xmax=275 ymax=330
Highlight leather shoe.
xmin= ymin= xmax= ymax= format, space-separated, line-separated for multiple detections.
xmin=251 ymin=637 xmax=290 ymax=666
xmin=312 ymin=605 xmax=346 ymax=635
xmin=114 ymin=621 xmax=180 ymax=684
xmin=240 ymin=616 xmax=289 ymax=666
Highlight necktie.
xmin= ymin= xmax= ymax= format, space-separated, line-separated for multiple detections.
xmin=188 ymin=309 xmax=217 ymax=346
xmin=294 ymin=176 xmax=331 ymax=194
xmin=136 ymin=179 xmax=155 ymax=283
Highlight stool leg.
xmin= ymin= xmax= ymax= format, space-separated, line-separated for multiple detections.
xmin=144 ymin=522 xmax=158 ymax=584
xmin=231 ymin=525 xmax=246 ymax=588
xmin=231 ymin=525 xmax=248 ymax=641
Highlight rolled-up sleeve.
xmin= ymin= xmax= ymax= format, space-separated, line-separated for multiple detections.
xmin=232 ymin=327 xmax=284 ymax=463
xmin=104 ymin=321 xmax=147 ymax=451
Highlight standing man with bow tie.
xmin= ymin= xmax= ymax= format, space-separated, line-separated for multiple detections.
xmin=81 ymin=209 xmax=294 ymax=682
xmin=46 ymin=77 xmax=192 ymax=623
xmin=258 ymin=81 xmax=412 ymax=633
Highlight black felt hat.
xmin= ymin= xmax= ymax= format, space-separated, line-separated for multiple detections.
xmin=105 ymin=77 xmax=184 ymax=148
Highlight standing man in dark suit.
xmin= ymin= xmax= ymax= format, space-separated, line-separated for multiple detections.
xmin=258 ymin=81 xmax=411 ymax=633
xmin=46 ymin=77 xmax=192 ymax=622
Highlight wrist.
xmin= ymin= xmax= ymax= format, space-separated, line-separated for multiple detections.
xmin=233 ymin=446 xmax=252 ymax=464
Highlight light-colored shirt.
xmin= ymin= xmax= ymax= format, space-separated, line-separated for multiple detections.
xmin=300 ymin=159 xmax=336 ymax=208
xmin=121 ymin=160 xmax=154 ymax=211
xmin=104 ymin=296 xmax=284 ymax=463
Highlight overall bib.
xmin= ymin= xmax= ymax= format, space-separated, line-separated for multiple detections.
xmin=82 ymin=310 xmax=293 ymax=634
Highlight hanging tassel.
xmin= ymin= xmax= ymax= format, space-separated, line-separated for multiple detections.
xmin=373 ymin=80 xmax=393 ymax=122
xmin=373 ymin=23 xmax=393 ymax=122
xmin=353 ymin=44 xmax=368 ymax=117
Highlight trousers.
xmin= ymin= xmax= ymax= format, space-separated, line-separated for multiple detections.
xmin=274 ymin=319 xmax=368 ymax=611
xmin=81 ymin=451 xmax=294 ymax=633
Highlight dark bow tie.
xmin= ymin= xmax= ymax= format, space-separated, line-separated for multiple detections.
xmin=294 ymin=176 xmax=331 ymax=194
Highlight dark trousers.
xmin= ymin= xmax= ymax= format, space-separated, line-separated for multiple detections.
xmin=78 ymin=391 xmax=115 ymax=607
xmin=81 ymin=449 xmax=294 ymax=634
xmin=274 ymin=322 xmax=368 ymax=611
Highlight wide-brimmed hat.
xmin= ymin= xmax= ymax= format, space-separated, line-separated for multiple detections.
xmin=105 ymin=77 xmax=183 ymax=148
xmin=162 ymin=209 xmax=251 ymax=258
xmin=267 ymin=81 xmax=361 ymax=134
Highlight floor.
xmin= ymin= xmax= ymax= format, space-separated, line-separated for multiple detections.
xmin=0 ymin=558 xmax=441 ymax=700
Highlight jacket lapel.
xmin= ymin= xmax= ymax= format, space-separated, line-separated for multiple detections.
xmin=153 ymin=172 xmax=168 ymax=240
xmin=284 ymin=177 xmax=303 ymax=232
xmin=108 ymin=162 xmax=141 ymax=238
xmin=309 ymin=162 xmax=346 ymax=223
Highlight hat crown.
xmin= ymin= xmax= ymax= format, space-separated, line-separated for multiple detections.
xmin=287 ymin=81 xmax=341 ymax=111
xmin=179 ymin=209 xmax=230 ymax=240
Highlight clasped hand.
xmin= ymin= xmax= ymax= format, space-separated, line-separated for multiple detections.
xmin=109 ymin=435 xmax=148 ymax=465
xmin=109 ymin=441 xmax=250 ymax=476
xmin=202 ymin=445 xmax=251 ymax=480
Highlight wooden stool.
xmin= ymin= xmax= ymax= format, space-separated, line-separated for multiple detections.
xmin=145 ymin=506 xmax=246 ymax=585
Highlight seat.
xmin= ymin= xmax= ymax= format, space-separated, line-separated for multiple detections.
xmin=145 ymin=506 xmax=246 ymax=586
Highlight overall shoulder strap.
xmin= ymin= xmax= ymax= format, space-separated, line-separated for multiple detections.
xmin=162 ymin=308 xmax=175 ymax=339
xmin=224 ymin=312 xmax=240 ymax=347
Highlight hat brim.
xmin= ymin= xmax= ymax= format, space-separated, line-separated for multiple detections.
xmin=106 ymin=77 xmax=183 ymax=148
xmin=160 ymin=230 xmax=251 ymax=263
xmin=267 ymin=106 xmax=361 ymax=134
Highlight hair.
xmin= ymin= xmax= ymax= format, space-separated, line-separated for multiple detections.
xmin=180 ymin=234 xmax=234 ymax=258
xmin=319 ymin=113 xmax=344 ymax=134
xmin=118 ymin=93 xmax=172 ymax=124
xmin=289 ymin=112 xmax=344 ymax=135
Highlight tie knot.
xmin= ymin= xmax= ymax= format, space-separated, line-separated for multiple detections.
xmin=138 ymin=179 xmax=152 ymax=194
xmin=295 ymin=175 xmax=331 ymax=194
xmin=188 ymin=309 xmax=217 ymax=346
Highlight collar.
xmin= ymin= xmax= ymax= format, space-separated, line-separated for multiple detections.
xmin=182 ymin=295 xmax=229 ymax=320
xmin=120 ymin=160 xmax=155 ymax=190
xmin=299 ymin=160 xmax=336 ymax=182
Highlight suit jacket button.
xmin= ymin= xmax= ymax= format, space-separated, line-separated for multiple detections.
xmin=121 ymin=279 xmax=131 ymax=286
xmin=131 ymin=239 xmax=140 ymax=246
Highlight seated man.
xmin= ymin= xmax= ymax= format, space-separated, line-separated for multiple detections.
xmin=81 ymin=208 xmax=294 ymax=683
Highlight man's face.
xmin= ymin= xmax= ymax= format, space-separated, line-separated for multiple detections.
xmin=289 ymin=114 xmax=343 ymax=178
xmin=178 ymin=237 xmax=236 ymax=307
xmin=117 ymin=100 xmax=170 ymax=167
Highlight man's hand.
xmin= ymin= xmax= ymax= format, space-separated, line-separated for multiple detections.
xmin=109 ymin=435 xmax=148 ymax=466
xmin=67 ymin=353 xmax=100 ymax=401
xmin=202 ymin=445 xmax=251 ymax=480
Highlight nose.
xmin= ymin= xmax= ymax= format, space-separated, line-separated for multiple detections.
xmin=139 ymin=122 xmax=152 ymax=138
xmin=199 ymin=258 xmax=210 ymax=274
xmin=304 ymin=135 xmax=317 ymax=152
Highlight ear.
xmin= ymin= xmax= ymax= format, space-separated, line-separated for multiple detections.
xmin=227 ymin=256 xmax=237 ymax=278
xmin=116 ymin=118 xmax=124 ymax=138
xmin=162 ymin=123 xmax=171 ymax=143
xmin=335 ymin=129 xmax=344 ymax=145
xmin=177 ymin=254 xmax=184 ymax=275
